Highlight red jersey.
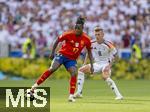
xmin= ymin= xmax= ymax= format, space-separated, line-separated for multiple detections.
xmin=58 ymin=30 xmax=91 ymax=60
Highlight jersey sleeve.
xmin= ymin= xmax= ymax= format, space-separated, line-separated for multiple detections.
xmin=109 ymin=44 xmax=117 ymax=62
xmin=104 ymin=40 xmax=117 ymax=62
xmin=110 ymin=47 xmax=117 ymax=56
xmin=58 ymin=32 xmax=68 ymax=42
xmin=107 ymin=41 xmax=117 ymax=55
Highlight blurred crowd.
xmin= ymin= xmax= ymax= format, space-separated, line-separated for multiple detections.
xmin=0 ymin=0 xmax=149 ymax=57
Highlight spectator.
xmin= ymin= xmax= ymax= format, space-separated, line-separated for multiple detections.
xmin=131 ymin=39 xmax=142 ymax=63
xmin=0 ymin=0 xmax=149 ymax=56
xmin=122 ymin=28 xmax=131 ymax=48
xmin=22 ymin=36 xmax=36 ymax=59
xmin=37 ymin=31 xmax=47 ymax=57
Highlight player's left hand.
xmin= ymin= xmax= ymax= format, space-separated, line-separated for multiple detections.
xmin=90 ymin=66 xmax=94 ymax=74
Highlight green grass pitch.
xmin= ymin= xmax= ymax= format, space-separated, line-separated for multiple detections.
xmin=0 ymin=79 xmax=150 ymax=112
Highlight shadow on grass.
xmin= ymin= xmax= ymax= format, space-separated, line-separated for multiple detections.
xmin=125 ymin=98 xmax=150 ymax=102
xmin=79 ymin=98 xmax=147 ymax=105
xmin=82 ymin=101 xmax=143 ymax=105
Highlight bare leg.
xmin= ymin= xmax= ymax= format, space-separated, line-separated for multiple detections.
xmin=31 ymin=59 xmax=61 ymax=91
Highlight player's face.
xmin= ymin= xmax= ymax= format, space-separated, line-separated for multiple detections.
xmin=75 ymin=24 xmax=83 ymax=36
xmin=94 ymin=29 xmax=104 ymax=42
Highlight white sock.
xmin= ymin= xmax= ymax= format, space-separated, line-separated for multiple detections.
xmin=76 ymin=71 xmax=85 ymax=94
xmin=69 ymin=94 xmax=74 ymax=97
xmin=31 ymin=83 xmax=38 ymax=91
xmin=106 ymin=77 xmax=122 ymax=97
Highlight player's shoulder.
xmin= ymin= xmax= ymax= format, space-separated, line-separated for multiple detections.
xmin=82 ymin=32 xmax=91 ymax=40
xmin=62 ymin=30 xmax=75 ymax=36
xmin=104 ymin=40 xmax=114 ymax=46
xmin=103 ymin=40 xmax=115 ymax=49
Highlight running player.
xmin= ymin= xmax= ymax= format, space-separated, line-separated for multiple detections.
xmin=74 ymin=26 xmax=123 ymax=100
xmin=27 ymin=16 xmax=94 ymax=102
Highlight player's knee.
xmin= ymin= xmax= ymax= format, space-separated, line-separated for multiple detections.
xmin=68 ymin=67 xmax=77 ymax=76
xmin=79 ymin=66 xmax=89 ymax=73
xmin=70 ymin=70 xmax=77 ymax=76
xmin=71 ymin=73 xmax=77 ymax=77
xmin=71 ymin=70 xmax=77 ymax=76
xmin=79 ymin=67 xmax=84 ymax=72
xmin=102 ymin=72 xmax=109 ymax=80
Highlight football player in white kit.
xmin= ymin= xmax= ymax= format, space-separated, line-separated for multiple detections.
xmin=74 ymin=26 xmax=123 ymax=100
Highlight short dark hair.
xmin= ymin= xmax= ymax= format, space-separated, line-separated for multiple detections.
xmin=76 ymin=16 xmax=85 ymax=26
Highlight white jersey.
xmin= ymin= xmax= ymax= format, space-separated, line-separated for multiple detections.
xmin=91 ymin=40 xmax=117 ymax=63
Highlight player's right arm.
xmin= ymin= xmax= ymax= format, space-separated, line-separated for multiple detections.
xmin=85 ymin=38 xmax=94 ymax=74
xmin=50 ymin=32 xmax=68 ymax=59
xmin=49 ymin=38 xmax=59 ymax=60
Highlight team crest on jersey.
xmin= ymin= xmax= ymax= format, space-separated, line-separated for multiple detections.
xmin=75 ymin=42 xmax=79 ymax=47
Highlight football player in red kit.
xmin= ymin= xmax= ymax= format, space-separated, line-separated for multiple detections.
xmin=27 ymin=16 xmax=94 ymax=102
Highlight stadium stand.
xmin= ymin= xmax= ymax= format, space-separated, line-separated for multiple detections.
xmin=0 ymin=0 xmax=149 ymax=58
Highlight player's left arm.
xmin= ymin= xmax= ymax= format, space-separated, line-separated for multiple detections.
xmin=109 ymin=46 xmax=118 ymax=65
xmin=82 ymin=52 xmax=88 ymax=65
xmin=86 ymin=39 xmax=94 ymax=74
xmin=87 ymin=48 xmax=94 ymax=74
xmin=104 ymin=47 xmax=118 ymax=72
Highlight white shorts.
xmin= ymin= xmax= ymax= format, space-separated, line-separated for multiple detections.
xmin=92 ymin=62 xmax=111 ymax=74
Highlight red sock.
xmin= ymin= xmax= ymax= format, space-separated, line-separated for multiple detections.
xmin=36 ymin=70 xmax=53 ymax=85
xmin=69 ymin=75 xmax=77 ymax=94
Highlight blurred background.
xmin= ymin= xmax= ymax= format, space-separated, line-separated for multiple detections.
xmin=0 ymin=0 xmax=150 ymax=80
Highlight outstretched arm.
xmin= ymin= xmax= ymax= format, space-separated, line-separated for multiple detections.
xmin=49 ymin=38 xmax=59 ymax=60
xmin=87 ymin=48 xmax=94 ymax=74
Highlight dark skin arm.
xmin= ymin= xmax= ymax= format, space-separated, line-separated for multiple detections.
xmin=83 ymin=52 xmax=88 ymax=65
xmin=87 ymin=48 xmax=94 ymax=74
xmin=49 ymin=38 xmax=59 ymax=60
